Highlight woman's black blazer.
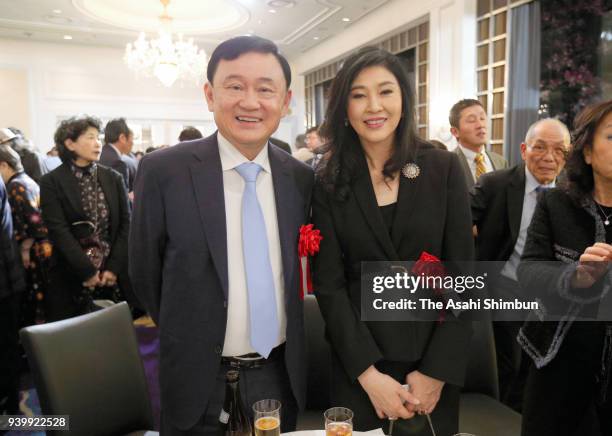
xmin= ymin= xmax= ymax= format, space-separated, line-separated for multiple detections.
xmin=40 ymin=163 xmax=130 ymax=282
xmin=312 ymin=144 xmax=474 ymax=386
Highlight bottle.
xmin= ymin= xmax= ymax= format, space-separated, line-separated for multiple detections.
xmin=219 ymin=370 xmax=253 ymax=436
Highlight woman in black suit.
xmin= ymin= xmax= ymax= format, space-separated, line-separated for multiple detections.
xmin=40 ymin=116 xmax=130 ymax=321
xmin=312 ymin=47 xmax=474 ymax=435
xmin=518 ymin=100 xmax=612 ymax=436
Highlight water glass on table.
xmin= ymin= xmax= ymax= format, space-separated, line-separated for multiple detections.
xmin=324 ymin=407 xmax=353 ymax=436
xmin=253 ymin=399 xmax=281 ymax=436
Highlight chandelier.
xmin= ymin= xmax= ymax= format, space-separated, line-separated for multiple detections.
xmin=124 ymin=0 xmax=207 ymax=87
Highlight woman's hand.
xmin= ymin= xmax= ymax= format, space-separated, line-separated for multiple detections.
xmin=358 ymin=365 xmax=420 ymax=420
xmin=83 ymin=273 xmax=101 ymax=289
xmin=405 ymin=370 xmax=444 ymax=415
xmin=571 ymin=243 xmax=612 ymax=288
xmin=99 ymin=270 xmax=117 ymax=287
xmin=20 ymin=238 xmax=34 ymax=269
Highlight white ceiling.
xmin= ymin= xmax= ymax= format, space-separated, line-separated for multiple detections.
xmin=0 ymin=0 xmax=392 ymax=59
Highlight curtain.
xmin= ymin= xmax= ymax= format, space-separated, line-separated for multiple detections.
xmin=506 ymin=1 xmax=541 ymax=166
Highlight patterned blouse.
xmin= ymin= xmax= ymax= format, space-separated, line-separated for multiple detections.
xmin=7 ymin=171 xmax=52 ymax=324
xmin=70 ymin=163 xmax=111 ymax=261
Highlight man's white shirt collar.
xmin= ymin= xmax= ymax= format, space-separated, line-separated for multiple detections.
xmin=459 ymin=144 xmax=485 ymax=160
xmin=109 ymin=143 xmax=123 ymax=157
xmin=217 ymin=132 xmax=271 ymax=174
xmin=525 ymin=166 xmax=555 ymax=193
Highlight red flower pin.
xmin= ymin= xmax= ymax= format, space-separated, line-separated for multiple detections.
xmin=412 ymin=251 xmax=446 ymax=323
xmin=298 ymin=224 xmax=323 ymax=300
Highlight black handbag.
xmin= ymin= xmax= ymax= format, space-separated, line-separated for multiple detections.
xmin=71 ymin=220 xmax=105 ymax=270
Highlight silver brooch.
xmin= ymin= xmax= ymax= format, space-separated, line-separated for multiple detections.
xmin=401 ymin=162 xmax=420 ymax=179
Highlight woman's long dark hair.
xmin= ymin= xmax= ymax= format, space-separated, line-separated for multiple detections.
xmin=317 ymin=47 xmax=425 ymax=201
xmin=564 ymin=99 xmax=612 ymax=204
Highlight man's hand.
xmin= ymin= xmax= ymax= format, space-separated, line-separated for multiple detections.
xmin=358 ymin=365 xmax=420 ymax=420
xmin=405 ymin=370 xmax=444 ymax=415
xmin=571 ymin=243 xmax=612 ymax=288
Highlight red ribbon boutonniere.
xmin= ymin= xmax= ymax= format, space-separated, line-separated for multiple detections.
xmin=298 ymin=224 xmax=323 ymax=300
xmin=412 ymin=251 xmax=446 ymax=323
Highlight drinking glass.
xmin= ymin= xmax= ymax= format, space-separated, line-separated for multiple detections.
xmin=324 ymin=407 xmax=353 ymax=436
xmin=253 ymin=399 xmax=281 ymax=436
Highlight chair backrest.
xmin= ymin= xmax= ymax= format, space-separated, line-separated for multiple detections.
xmin=303 ymin=295 xmax=331 ymax=410
xmin=20 ymin=302 xmax=154 ymax=436
xmin=462 ymin=320 xmax=500 ymax=399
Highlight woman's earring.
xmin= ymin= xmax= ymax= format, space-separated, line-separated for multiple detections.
xmin=344 ymin=118 xmax=348 ymax=127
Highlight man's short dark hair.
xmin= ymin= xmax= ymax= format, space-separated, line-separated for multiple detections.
xmin=178 ymin=126 xmax=203 ymax=142
xmin=0 ymin=144 xmax=24 ymax=172
xmin=449 ymin=99 xmax=484 ymax=129
xmin=54 ymin=116 xmax=101 ymax=164
xmin=104 ymin=118 xmax=132 ymax=145
xmin=206 ymin=36 xmax=291 ymax=88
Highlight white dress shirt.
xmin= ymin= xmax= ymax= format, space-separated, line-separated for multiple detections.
xmin=218 ymin=133 xmax=287 ymax=357
xmin=459 ymin=144 xmax=494 ymax=181
xmin=501 ymin=167 xmax=555 ymax=281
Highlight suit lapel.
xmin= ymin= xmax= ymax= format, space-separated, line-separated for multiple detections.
xmin=97 ymin=168 xmax=119 ymax=240
xmin=507 ymin=165 xmax=526 ymax=244
xmin=268 ymin=145 xmax=298 ymax=300
xmin=189 ymin=135 xmax=229 ymax=299
xmin=351 ymin=153 xmax=398 ymax=260
xmin=390 ymin=158 xmax=422 ymax=254
xmin=57 ymin=164 xmax=86 ymax=218
xmin=455 ymin=147 xmax=475 ymax=187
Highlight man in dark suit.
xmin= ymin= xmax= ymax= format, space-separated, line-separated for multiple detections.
xmin=100 ymin=118 xmax=136 ymax=195
xmin=129 ymin=36 xmax=314 ymax=435
xmin=450 ymin=99 xmax=508 ymax=188
xmin=471 ymin=118 xmax=570 ymax=410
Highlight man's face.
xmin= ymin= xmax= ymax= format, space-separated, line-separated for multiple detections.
xmin=305 ymin=131 xmax=322 ymax=151
xmin=118 ymin=132 xmax=133 ymax=154
xmin=204 ymin=52 xmax=291 ymax=153
xmin=520 ymin=121 xmax=569 ymax=185
xmin=451 ymin=104 xmax=488 ymax=151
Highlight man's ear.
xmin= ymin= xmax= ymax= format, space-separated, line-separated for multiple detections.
xmin=450 ymin=126 xmax=459 ymax=140
xmin=204 ymin=82 xmax=215 ymax=112
xmin=281 ymin=89 xmax=292 ymax=117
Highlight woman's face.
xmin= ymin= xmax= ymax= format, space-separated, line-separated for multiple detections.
xmin=584 ymin=112 xmax=612 ymax=184
xmin=65 ymin=126 xmax=101 ymax=166
xmin=346 ymin=65 xmax=403 ymax=150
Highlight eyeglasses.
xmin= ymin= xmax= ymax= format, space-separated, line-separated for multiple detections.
xmin=527 ymin=144 xmax=568 ymax=159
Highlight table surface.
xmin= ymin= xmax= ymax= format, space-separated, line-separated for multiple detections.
xmin=283 ymin=429 xmax=385 ymax=436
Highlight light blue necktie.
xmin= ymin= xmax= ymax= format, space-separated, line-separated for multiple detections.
xmin=235 ymin=162 xmax=279 ymax=358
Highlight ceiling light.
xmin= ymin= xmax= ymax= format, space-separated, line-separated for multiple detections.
xmin=269 ymin=9 xmax=277 ymax=13
xmin=52 ymin=9 xmax=62 ymax=14
xmin=313 ymin=36 xmax=319 ymax=40
xmin=342 ymin=17 xmax=351 ymax=22
xmin=124 ymin=0 xmax=207 ymax=87
xmin=63 ymin=35 xmax=73 ymax=40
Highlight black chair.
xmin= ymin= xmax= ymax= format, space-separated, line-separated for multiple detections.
xmin=459 ymin=320 xmax=522 ymax=435
xmin=20 ymin=302 xmax=158 ymax=436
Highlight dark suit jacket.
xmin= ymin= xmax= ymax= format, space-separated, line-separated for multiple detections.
xmin=269 ymin=137 xmax=292 ymax=154
xmin=471 ymin=164 xmax=526 ymax=262
xmin=311 ymin=144 xmax=474 ymax=387
xmin=455 ymin=146 xmax=508 ymax=189
xmin=40 ymin=163 xmax=130 ymax=319
xmin=99 ymin=144 xmax=135 ymax=192
xmin=129 ymin=133 xmax=314 ymax=429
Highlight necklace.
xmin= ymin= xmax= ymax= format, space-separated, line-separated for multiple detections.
xmin=596 ymin=202 xmax=612 ymax=226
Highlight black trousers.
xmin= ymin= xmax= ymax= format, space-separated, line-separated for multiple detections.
xmin=522 ymin=324 xmax=612 ymax=436
xmin=330 ymin=354 xmax=459 ymax=436
xmin=161 ymin=352 xmax=298 ymax=435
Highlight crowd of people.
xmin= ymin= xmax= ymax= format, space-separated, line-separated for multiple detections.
xmin=0 ymin=34 xmax=611 ymax=436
